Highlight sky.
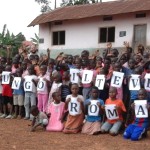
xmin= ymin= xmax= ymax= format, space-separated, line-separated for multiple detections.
xmin=0 ymin=0 xmax=115 ymax=41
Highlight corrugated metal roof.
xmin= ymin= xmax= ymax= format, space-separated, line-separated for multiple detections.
xmin=28 ymin=0 xmax=150 ymax=27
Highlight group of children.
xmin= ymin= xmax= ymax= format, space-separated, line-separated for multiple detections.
xmin=0 ymin=42 xmax=150 ymax=141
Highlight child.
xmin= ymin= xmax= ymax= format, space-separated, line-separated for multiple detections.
xmin=0 ymin=65 xmax=4 ymax=116
xmin=101 ymin=87 xmax=126 ymax=136
xmin=46 ymin=92 xmax=66 ymax=132
xmin=24 ymin=65 xmax=38 ymax=120
xmin=61 ymin=71 xmax=71 ymax=102
xmin=12 ymin=68 xmax=24 ymax=119
xmin=30 ymin=105 xmax=48 ymax=132
xmin=82 ymin=86 xmax=104 ymax=135
xmin=37 ymin=65 xmax=50 ymax=112
xmin=123 ymin=89 xmax=150 ymax=141
xmin=0 ymin=65 xmax=13 ymax=119
xmin=63 ymin=83 xmax=84 ymax=134
xmin=49 ymin=72 xmax=62 ymax=103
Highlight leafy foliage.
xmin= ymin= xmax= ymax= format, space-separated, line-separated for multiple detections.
xmin=0 ymin=24 xmax=26 ymax=57
xmin=61 ymin=0 xmax=102 ymax=6
xmin=35 ymin=0 xmax=51 ymax=13
xmin=30 ymin=33 xmax=39 ymax=45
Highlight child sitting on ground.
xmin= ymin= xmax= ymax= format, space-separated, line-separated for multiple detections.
xmin=101 ymin=87 xmax=126 ymax=136
xmin=82 ymin=86 xmax=104 ymax=135
xmin=46 ymin=92 xmax=66 ymax=132
xmin=123 ymin=89 xmax=150 ymax=141
xmin=30 ymin=105 xmax=48 ymax=132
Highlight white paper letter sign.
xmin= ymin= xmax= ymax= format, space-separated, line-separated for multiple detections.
xmin=95 ymin=75 xmax=105 ymax=90
xmin=24 ymin=77 xmax=33 ymax=92
xmin=105 ymin=104 xmax=119 ymax=120
xmin=37 ymin=79 xmax=46 ymax=92
xmin=82 ymin=70 xmax=93 ymax=84
xmin=144 ymin=73 xmax=150 ymax=91
xmin=68 ymin=97 xmax=80 ymax=116
xmin=70 ymin=69 xmax=80 ymax=83
xmin=129 ymin=75 xmax=141 ymax=90
xmin=2 ymin=71 xmax=11 ymax=84
xmin=88 ymin=100 xmax=99 ymax=116
xmin=134 ymin=100 xmax=148 ymax=118
xmin=111 ymin=71 xmax=124 ymax=88
xmin=12 ymin=77 xmax=21 ymax=89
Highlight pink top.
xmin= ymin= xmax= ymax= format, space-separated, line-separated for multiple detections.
xmin=46 ymin=102 xmax=65 ymax=131
xmin=37 ymin=74 xmax=50 ymax=94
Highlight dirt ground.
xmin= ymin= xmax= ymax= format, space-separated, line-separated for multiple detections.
xmin=0 ymin=119 xmax=149 ymax=150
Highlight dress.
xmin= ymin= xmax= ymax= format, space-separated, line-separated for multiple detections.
xmin=46 ymin=102 xmax=65 ymax=131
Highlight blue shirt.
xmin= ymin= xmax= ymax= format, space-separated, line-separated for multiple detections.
xmin=13 ymin=81 xmax=24 ymax=95
xmin=84 ymin=98 xmax=104 ymax=122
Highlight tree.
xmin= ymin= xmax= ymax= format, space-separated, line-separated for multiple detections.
xmin=35 ymin=0 xmax=51 ymax=13
xmin=0 ymin=24 xmax=26 ymax=57
xmin=61 ymin=0 xmax=102 ymax=6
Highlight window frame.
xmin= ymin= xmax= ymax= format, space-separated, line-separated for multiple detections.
xmin=99 ymin=26 xmax=115 ymax=43
xmin=52 ymin=30 xmax=65 ymax=46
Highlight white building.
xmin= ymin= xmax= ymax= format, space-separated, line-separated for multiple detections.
xmin=28 ymin=0 xmax=150 ymax=58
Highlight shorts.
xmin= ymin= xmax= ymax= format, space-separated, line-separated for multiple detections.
xmin=3 ymin=96 xmax=13 ymax=105
xmin=101 ymin=121 xmax=122 ymax=134
xmin=13 ymin=95 xmax=24 ymax=106
xmin=0 ymin=94 xmax=4 ymax=104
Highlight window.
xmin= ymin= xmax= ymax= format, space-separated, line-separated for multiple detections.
xmin=99 ymin=27 xmax=115 ymax=43
xmin=136 ymin=13 xmax=146 ymax=18
xmin=103 ymin=16 xmax=113 ymax=21
xmin=52 ymin=31 xmax=65 ymax=45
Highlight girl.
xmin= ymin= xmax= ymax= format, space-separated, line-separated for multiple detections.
xmin=101 ymin=87 xmax=126 ymax=136
xmin=37 ymin=65 xmax=50 ymax=112
xmin=48 ymin=72 xmax=62 ymax=103
xmin=63 ymin=83 xmax=84 ymax=134
xmin=24 ymin=65 xmax=38 ymax=120
xmin=46 ymin=92 xmax=66 ymax=132
xmin=82 ymin=86 xmax=104 ymax=135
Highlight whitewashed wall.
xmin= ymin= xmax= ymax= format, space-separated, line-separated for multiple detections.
xmin=38 ymin=11 xmax=150 ymax=55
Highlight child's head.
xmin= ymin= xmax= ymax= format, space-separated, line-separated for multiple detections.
xmin=21 ymin=61 xmax=27 ymax=70
xmin=109 ymin=87 xmax=117 ymax=99
xmin=28 ymin=65 xmax=35 ymax=75
xmin=49 ymin=58 xmax=55 ymax=68
xmin=91 ymin=86 xmax=99 ymax=99
xmin=81 ymin=50 xmax=89 ymax=60
xmin=138 ymin=89 xmax=147 ymax=100
xmin=111 ymin=57 xmax=118 ymax=66
xmin=104 ymin=58 xmax=111 ymax=69
xmin=62 ymin=71 xmax=70 ymax=81
xmin=40 ymin=65 xmax=47 ymax=76
xmin=134 ymin=67 xmax=143 ymax=75
xmin=5 ymin=65 xmax=11 ymax=72
xmin=16 ymin=68 xmax=23 ymax=77
xmin=137 ymin=44 xmax=144 ymax=55
xmin=120 ymin=55 xmax=127 ymax=65
xmin=71 ymin=83 xmax=79 ymax=95
xmin=67 ymin=55 xmax=73 ymax=64
xmin=89 ymin=59 xmax=96 ymax=69
xmin=75 ymin=58 xmax=82 ymax=69
xmin=12 ymin=60 xmax=19 ymax=68
xmin=113 ymin=62 xmax=121 ymax=72
xmin=30 ymin=105 xmax=39 ymax=116
xmin=52 ymin=72 xmax=62 ymax=83
xmin=81 ymin=59 xmax=89 ymax=69
xmin=134 ymin=54 xmax=142 ymax=64
xmin=128 ymin=59 xmax=136 ymax=69
xmin=99 ymin=68 xmax=108 ymax=75
xmin=96 ymin=56 xmax=103 ymax=67
xmin=52 ymin=92 xmax=61 ymax=103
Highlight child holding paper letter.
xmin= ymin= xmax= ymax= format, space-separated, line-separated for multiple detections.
xmin=123 ymin=89 xmax=150 ymax=141
xmin=37 ymin=65 xmax=50 ymax=112
xmin=1 ymin=65 xmax=13 ymax=119
xmin=63 ymin=83 xmax=84 ymax=134
xmin=101 ymin=87 xmax=126 ymax=136
xmin=24 ymin=65 xmax=38 ymax=120
xmin=46 ymin=92 xmax=66 ymax=131
xmin=82 ymin=86 xmax=104 ymax=135
xmin=12 ymin=68 xmax=24 ymax=119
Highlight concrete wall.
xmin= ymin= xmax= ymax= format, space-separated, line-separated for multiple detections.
xmin=38 ymin=11 xmax=150 ymax=58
